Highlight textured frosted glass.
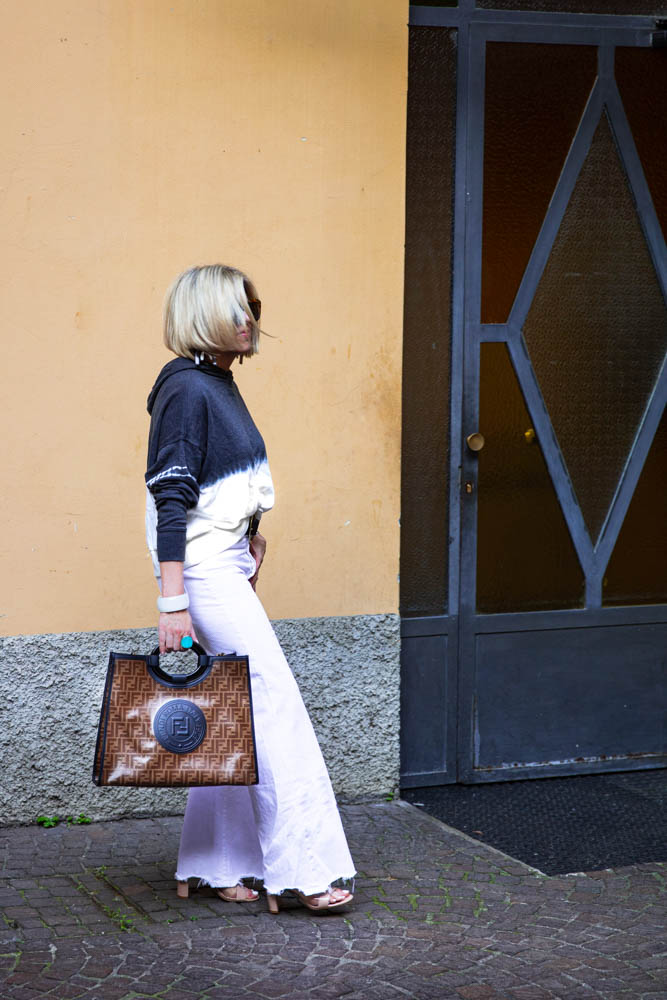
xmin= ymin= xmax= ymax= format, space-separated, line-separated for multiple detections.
xmin=615 ymin=48 xmax=667 ymax=243
xmin=523 ymin=113 xmax=667 ymax=543
xmin=478 ymin=0 xmax=664 ymax=11
xmin=476 ymin=344 xmax=583 ymax=614
xmin=482 ymin=43 xmax=596 ymax=323
xmin=604 ymin=409 xmax=667 ymax=607
xmin=401 ymin=28 xmax=457 ymax=617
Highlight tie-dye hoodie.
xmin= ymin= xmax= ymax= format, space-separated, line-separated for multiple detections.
xmin=144 ymin=357 xmax=274 ymax=575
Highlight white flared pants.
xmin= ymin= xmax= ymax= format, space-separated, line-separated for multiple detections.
xmin=169 ymin=537 xmax=356 ymax=896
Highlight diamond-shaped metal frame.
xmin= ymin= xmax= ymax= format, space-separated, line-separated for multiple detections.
xmin=461 ymin=21 xmax=667 ymax=613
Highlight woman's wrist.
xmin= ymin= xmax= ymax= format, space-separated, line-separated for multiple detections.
xmin=159 ymin=560 xmax=186 ymax=598
xmin=157 ymin=592 xmax=189 ymax=613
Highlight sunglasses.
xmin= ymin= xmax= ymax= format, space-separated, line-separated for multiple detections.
xmin=248 ymin=298 xmax=261 ymax=322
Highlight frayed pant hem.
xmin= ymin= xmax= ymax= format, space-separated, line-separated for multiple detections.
xmin=175 ymin=872 xmax=264 ymax=888
xmin=263 ymin=871 xmax=357 ymax=897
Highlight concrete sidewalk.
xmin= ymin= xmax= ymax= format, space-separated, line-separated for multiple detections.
xmin=0 ymin=801 xmax=665 ymax=999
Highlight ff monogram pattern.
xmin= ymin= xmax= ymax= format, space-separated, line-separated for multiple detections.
xmin=93 ymin=654 xmax=258 ymax=786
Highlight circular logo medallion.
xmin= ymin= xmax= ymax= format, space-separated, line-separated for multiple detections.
xmin=153 ymin=700 xmax=207 ymax=754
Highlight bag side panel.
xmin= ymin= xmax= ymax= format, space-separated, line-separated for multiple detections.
xmin=92 ymin=653 xmax=116 ymax=785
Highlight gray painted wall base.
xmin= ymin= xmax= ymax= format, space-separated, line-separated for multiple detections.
xmin=0 ymin=614 xmax=399 ymax=826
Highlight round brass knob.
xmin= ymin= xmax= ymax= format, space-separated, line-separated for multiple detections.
xmin=466 ymin=432 xmax=485 ymax=453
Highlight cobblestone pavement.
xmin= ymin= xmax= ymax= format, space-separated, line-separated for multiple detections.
xmin=1 ymin=801 xmax=665 ymax=1000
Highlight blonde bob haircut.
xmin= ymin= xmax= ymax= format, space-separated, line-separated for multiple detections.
xmin=163 ymin=264 xmax=261 ymax=361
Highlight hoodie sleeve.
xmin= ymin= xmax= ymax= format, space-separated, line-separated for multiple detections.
xmin=145 ymin=381 xmax=206 ymax=563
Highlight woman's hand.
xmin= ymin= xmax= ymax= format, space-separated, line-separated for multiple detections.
xmin=157 ymin=561 xmax=197 ymax=653
xmin=158 ymin=610 xmax=198 ymax=654
xmin=248 ymin=531 xmax=266 ymax=591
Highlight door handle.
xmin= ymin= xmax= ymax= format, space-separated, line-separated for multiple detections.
xmin=466 ymin=432 xmax=485 ymax=452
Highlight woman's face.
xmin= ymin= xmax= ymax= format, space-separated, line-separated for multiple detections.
xmin=234 ymin=309 xmax=253 ymax=354
xmin=214 ymin=289 xmax=259 ymax=368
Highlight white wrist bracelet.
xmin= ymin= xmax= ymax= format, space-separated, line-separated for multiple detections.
xmin=157 ymin=593 xmax=189 ymax=613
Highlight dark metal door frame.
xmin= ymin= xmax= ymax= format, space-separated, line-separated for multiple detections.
xmin=401 ymin=3 xmax=667 ymax=787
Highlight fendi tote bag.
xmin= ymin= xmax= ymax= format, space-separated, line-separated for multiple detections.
xmin=93 ymin=643 xmax=258 ymax=786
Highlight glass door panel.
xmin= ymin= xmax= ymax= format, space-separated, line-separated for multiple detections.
xmin=482 ymin=43 xmax=596 ymax=323
xmin=615 ymin=48 xmax=667 ymax=241
xmin=604 ymin=409 xmax=667 ymax=607
xmin=476 ymin=343 xmax=584 ymax=613
xmin=522 ymin=113 xmax=667 ymax=544
xmin=401 ymin=27 xmax=457 ymax=617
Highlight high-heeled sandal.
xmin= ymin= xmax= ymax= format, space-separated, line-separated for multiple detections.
xmin=215 ymin=884 xmax=259 ymax=903
xmin=176 ymin=880 xmax=258 ymax=902
xmin=266 ymin=886 xmax=353 ymax=914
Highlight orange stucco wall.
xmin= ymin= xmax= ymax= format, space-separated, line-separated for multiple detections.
xmin=1 ymin=1 xmax=407 ymax=635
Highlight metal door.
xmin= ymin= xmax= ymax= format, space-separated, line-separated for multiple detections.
xmin=400 ymin=4 xmax=667 ymax=786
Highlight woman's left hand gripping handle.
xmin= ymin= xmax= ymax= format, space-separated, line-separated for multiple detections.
xmin=159 ymin=609 xmax=199 ymax=654
xmin=158 ymin=560 xmax=198 ymax=653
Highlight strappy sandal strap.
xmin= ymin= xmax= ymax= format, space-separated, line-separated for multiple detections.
xmin=216 ymin=884 xmax=259 ymax=902
xmin=296 ymin=886 xmax=353 ymax=910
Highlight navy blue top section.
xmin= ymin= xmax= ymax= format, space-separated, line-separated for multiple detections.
xmin=145 ymin=358 xmax=268 ymax=562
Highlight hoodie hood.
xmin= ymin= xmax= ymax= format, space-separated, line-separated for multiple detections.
xmin=146 ymin=357 xmax=233 ymax=414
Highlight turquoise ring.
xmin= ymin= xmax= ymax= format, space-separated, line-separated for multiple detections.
xmin=180 ymin=636 xmax=193 ymax=649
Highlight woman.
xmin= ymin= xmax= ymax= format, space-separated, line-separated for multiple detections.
xmin=145 ymin=264 xmax=355 ymax=913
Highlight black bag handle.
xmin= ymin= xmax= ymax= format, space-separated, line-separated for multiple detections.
xmin=146 ymin=642 xmax=212 ymax=687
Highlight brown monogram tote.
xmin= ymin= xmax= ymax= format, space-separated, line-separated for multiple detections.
xmin=92 ymin=644 xmax=258 ymax=786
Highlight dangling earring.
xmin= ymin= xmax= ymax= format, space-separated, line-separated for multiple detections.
xmin=194 ymin=351 xmax=201 ymax=366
